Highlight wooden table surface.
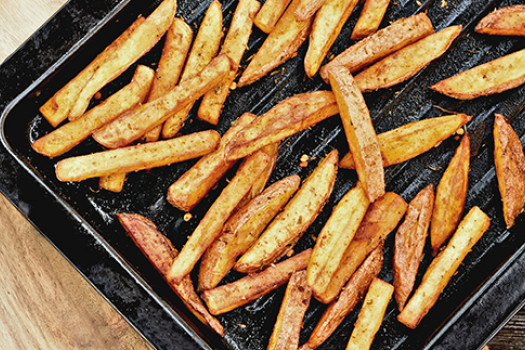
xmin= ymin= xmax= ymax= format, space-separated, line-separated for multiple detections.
xmin=0 ymin=1 xmax=523 ymax=350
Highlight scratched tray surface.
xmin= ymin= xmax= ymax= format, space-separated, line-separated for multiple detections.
xmin=2 ymin=0 xmax=525 ymax=349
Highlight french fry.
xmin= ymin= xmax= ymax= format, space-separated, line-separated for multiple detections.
xmin=294 ymin=0 xmax=327 ymax=21
xmin=320 ymin=12 xmax=434 ymax=82
xmin=237 ymin=0 xmax=314 ymax=88
xmin=350 ymin=0 xmax=390 ymax=40
xmin=31 ymin=65 xmax=154 ymax=158
xmin=393 ymin=184 xmax=434 ymax=311
xmin=162 ymin=0 xmax=224 ymax=138
xmin=475 ymin=5 xmax=525 ymax=36
xmin=494 ymin=114 xmax=525 ymax=228
xmin=308 ymin=183 xmax=370 ymax=300
xmin=398 ymin=206 xmax=490 ymax=329
xmin=198 ymin=0 xmax=261 ymax=125
xmin=201 ymin=248 xmax=312 ymax=315
xmin=167 ymin=150 xmax=272 ymax=284
xmin=253 ymin=0 xmax=292 ymax=33
xmin=55 ymin=130 xmax=220 ymax=182
xmin=304 ymin=0 xmax=359 ymax=78
xmin=299 ymin=245 xmax=383 ymax=350
xmin=318 ymin=192 xmax=407 ymax=303
xmin=328 ymin=66 xmax=384 ymax=202
xmin=92 ymin=54 xmax=233 ymax=149
xmin=235 ymin=150 xmax=338 ymax=273
xmin=267 ymin=270 xmax=312 ymax=350
xmin=224 ymin=91 xmax=338 ymax=161
xmin=430 ymin=134 xmax=470 ymax=254
xmin=99 ymin=172 xmax=127 ymax=193
xmin=68 ymin=0 xmax=177 ymax=120
xmin=354 ymin=25 xmax=461 ymax=92
xmin=116 ymin=213 xmax=224 ymax=336
xmin=430 ymin=48 xmax=525 ymax=100
xmin=345 ymin=278 xmax=393 ymax=350
xmin=166 ymin=112 xmax=257 ymax=212
xmin=339 ymin=114 xmax=472 ymax=169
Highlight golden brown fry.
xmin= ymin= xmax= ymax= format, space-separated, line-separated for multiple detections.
xmin=198 ymin=175 xmax=300 ymax=291
xmin=294 ymin=0 xmax=327 ymax=21
xmin=430 ymin=134 xmax=470 ymax=254
xmin=92 ymin=54 xmax=232 ymax=149
xmin=235 ymin=150 xmax=338 ymax=273
xmin=350 ymin=0 xmax=390 ymax=40
xmin=267 ymin=270 xmax=312 ymax=350
xmin=318 ymin=192 xmax=407 ymax=303
xmin=354 ymin=25 xmax=461 ymax=92
xmin=320 ymin=12 xmax=433 ymax=82
xmin=328 ymin=66 xmax=384 ymax=202
xmin=253 ymin=0 xmax=292 ymax=33
xmin=304 ymin=0 xmax=359 ymax=78
xmin=475 ymin=5 xmax=525 ymax=36
xmin=167 ymin=151 xmax=272 ymax=284
xmin=198 ymin=0 xmax=260 ymax=125
xmin=494 ymin=114 xmax=525 ymax=228
xmin=99 ymin=172 xmax=127 ymax=193
xmin=237 ymin=0 xmax=313 ymax=87
xmin=339 ymin=114 xmax=472 ymax=169
xmin=225 ymin=91 xmax=338 ymax=161
xmin=393 ymin=184 xmax=434 ymax=311
xmin=116 ymin=213 xmax=224 ymax=336
xmin=55 ymin=130 xmax=220 ymax=182
xmin=345 ymin=278 xmax=393 ymax=350
xmin=430 ymin=48 xmax=525 ymax=100
xmin=32 ymin=65 xmax=154 ymax=158
xmin=398 ymin=206 xmax=490 ymax=329
xmin=201 ymin=248 xmax=312 ymax=315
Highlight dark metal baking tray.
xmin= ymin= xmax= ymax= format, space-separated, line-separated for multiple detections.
xmin=1 ymin=0 xmax=525 ymax=349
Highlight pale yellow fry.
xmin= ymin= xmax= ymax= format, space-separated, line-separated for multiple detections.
xmin=253 ymin=0 xmax=292 ymax=33
xmin=350 ymin=0 xmax=390 ymax=40
xmin=99 ymin=173 xmax=127 ymax=193
xmin=294 ymin=0 xmax=327 ymax=21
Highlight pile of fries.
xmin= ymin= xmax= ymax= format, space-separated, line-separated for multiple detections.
xmin=31 ymin=0 xmax=525 ymax=348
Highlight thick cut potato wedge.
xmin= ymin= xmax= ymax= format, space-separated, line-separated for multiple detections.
xmin=116 ymin=213 xmax=224 ymax=336
xmin=295 ymin=0 xmax=327 ymax=20
xmin=201 ymin=248 xmax=312 ymax=315
xmin=225 ymin=91 xmax=338 ymax=161
xmin=167 ymin=151 xmax=272 ymax=284
xmin=430 ymin=134 xmax=470 ymax=254
xmin=32 ymin=65 xmax=154 ymax=158
xmin=320 ymin=12 xmax=433 ymax=82
xmin=92 ymin=54 xmax=233 ymax=149
xmin=328 ymin=66 xmax=384 ymax=202
xmin=268 ymin=270 xmax=312 ymax=350
xmin=494 ymin=114 xmax=525 ymax=228
xmin=299 ymin=245 xmax=383 ymax=350
xmin=304 ymin=0 xmax=359 ymax=78
xmin=398 ymin=206 xmax=490 ymax=329
xmin=253 ymin=0 xmax=292 ymax=33
xmin=198 ymin=0 xmax=261 ymax=125
xmin=430 ymin=48 xmax=525 ymax=100
xmin=339 ymin=114 xmax=472 ymax=169
xmin=318 ymin=192 xmax=407 ymax=303
xmin=308 ymin=184 xmax=369 ymax=300
xmin=354 ymin=25 xmax=461 ymax=92
xmin=393 ymin=184 xmax=434 ymax=311
xmin=235 ymin=150 xmax=338 ymax=273
xmin=237 ymin=0 xmax=313 ymax=87
xmin=345 ymin=278 xmax=393 ymax=350
xmin=350 ymin=0 xmax=390 ymax=40
xmin=198 ymin=175 xmax=300 ymax=291
xmin=55 ymin=130 xmax=220 ymax=182
xmin=475 ymin=5 xmax=525 ymax=36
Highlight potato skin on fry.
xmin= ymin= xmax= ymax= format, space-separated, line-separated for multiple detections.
xmin=253 ymin=0 xmax=292 ymax=33
xmin=475 ymin=5 xmax=525 ymax=36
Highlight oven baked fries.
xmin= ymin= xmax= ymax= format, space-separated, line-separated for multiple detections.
xmin=328 ymin=66 xmax=385 ymax=202
xmin=430 ymin=134 xmax=470 ymax=254
xmin=350 ymin=0 xmax=390 ymax=40
xmin=294 ymin=0 xmax=327 ymax=21
xmin=235 ymin=150 xmax=338 ymax=273
xmin=339 ymin=114 xmax=472 ymax=169
xmin=430 ymin=48 xmax=525 ymax=100
xmin=253 ymin=0 xmax=292 ymax=33
xmin=475 ymin=5 xmax=525 ymax=36
xmin=398 ymin=206 xmax=490 ymax=329
xmin=116 ymin=213 xmax=224 ymax=336
xmin=198 ymin=175 xmax=300 ymax=291
xmin=55 ymin=130 xmax=220 ymax=182
xmin=354 ymin=25 xmax=461 ymax=92
xmin=494 ymin=114 xmax=525 ymax=229
xmin=201 ymin=248 xmax=312 ymax=315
